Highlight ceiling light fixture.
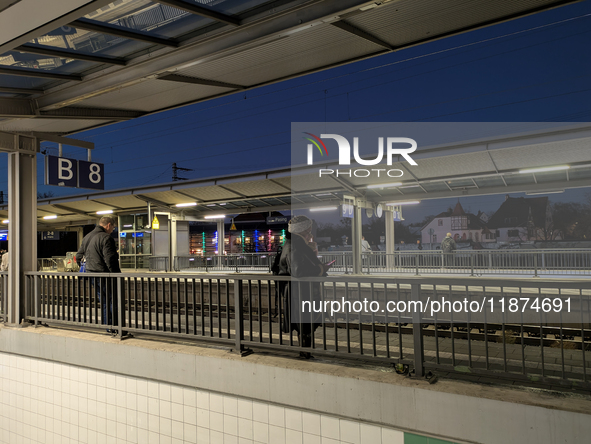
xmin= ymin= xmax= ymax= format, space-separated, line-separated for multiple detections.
xmin=386 ymin=201 xmax=420 ymax=206
xmin=519 ymin=165 xmax=570 ymax=174
xmin=176 ymin=202 xmax=197 ymax=207
xmin=310 ymin=206 xmax=338 ymax=212
xmin=367 ymin=182 xmax=402 ymax=189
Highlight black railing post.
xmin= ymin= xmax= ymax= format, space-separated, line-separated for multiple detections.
xmin=534 ymin=253 xmax=538 ymax=278
xmin=415 ymin=254 xmax=420 ymax=276
xmin=470 ymin=253 xmax=475 ymax=277
xmin=117 ymin=276 xmax=123 ymax=338
xmin=233 ymin=278 xmax=251 ymax=355
xmin=411 ymin=283 xmax=425 ymax=378
xmin=34 ymin=275 xmax=39 ymax=326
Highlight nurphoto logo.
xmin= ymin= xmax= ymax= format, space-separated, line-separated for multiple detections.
xmin=303 ymin=132 xmax=418 ymax=179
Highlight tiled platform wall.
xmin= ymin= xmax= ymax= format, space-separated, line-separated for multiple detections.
xmin=0 ymin=352 xmax=456 ymax=444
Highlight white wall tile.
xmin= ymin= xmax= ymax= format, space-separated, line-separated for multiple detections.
xmin=320 ymin=416 xmax=339 ymax=440
xmin=0 ymin=353 xmax=411 ymax=444
xmin=302 ymin=413 xmax=321 ymax=436
xmin=339 ymin=420 xmax=360 ymax=444
xmin=381 ymin=428 xmax=404 ymax=444
xmin=360 ymin=424 xmax=381 ymax=444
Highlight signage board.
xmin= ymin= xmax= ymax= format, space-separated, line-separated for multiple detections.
xmin=78 ymin=160 xmax=105 ymax=190
xmin=45 ymin=156 xmax=104 ymax=190
xmin=341 ymin=203 xmax=354 ymax=218
xmin=0 ymin=233 xmax=7 ymax=241
xmin=266 ymin=216 xmax=289 ymax=224
xmin=152 ymin=215 xmax=160 ymax=230
xmin=41 ymin=231 xmax=59 ymax=240
xmin=45 ymin=156 xmax=78 ymax=187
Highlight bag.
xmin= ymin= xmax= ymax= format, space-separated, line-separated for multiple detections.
xmin=271 ymin=245 xmax=283 ymax=275
xmin=79 ymin=258 xmax=86 ymax=273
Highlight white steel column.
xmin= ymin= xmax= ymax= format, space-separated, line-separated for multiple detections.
xmin=217 ymin=219 xmax=225 ymax=255
xmin=385 ymin=209 xmax=395 ymax=269
xmin=351 ymin=203 xmax=362 ymax=274
xmin=170 ymin=216 xmax=177 ymax=272
xmin=7 ymin=136 xmax=37 ymax=325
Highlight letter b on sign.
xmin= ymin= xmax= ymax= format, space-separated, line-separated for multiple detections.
xmin=78 ymin=160 xmax=104 ymax=190
xmin=45 ymin=156 xmax=77 ymax=187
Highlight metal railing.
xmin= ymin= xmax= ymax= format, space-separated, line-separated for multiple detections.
xmin=174 ymin=254 xmax=273 ymax=273
xmin=22 ymin=271 xmax=591 ymax=391
xmin=149 ymin=256 xmax=169 ymax=271
xmin=172 ymin=249 xmax=591 ymax=277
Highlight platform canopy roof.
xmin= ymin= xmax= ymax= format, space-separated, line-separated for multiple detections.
xmin=0 ymin=0 xmax=582 ymax=138
xmin=1 ymin=123 xmax=590 ymax=229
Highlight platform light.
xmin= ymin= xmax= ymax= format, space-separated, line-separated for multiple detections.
xmin=204 ymin=215 xmax=226 ymax=219
xmin=399 ymin=184 xmax=421 ymax=189
xmin=526 ymin=190 xmax=565 ymax=196
xmin=310 ymin=206 xmax=338 ymax=212
xmin=386 ymin=200 xmax=420 ymax=206
xmin=42 ymin=215 xmax=58 ymax=220
xmin=315 ymin=193 xmax=332 ymax=196
xmin=367 ymin=182 xmax=402 ymax=189
xmin=206 ymin=204 xmax=216 ymax=207
xmin=1 ymin=220 xmax=8 ymax=224
xmin=519 ymin=165 xmax=569 ymax=174
xmin=96 ymin=210 xmax=113 ymax=215
xmin=176 ymin=202 xmax=197 ymax=207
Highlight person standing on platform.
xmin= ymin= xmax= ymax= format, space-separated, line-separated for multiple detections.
xmin=76 ymin=216 xmax=124 ymax=335
xmin=440 ymin=233 xmax=457 ymax=268
xmin=278 ymin=215 xmax=332 ymax=359
xmin=0 ymin=249 xmax=7 ymax=271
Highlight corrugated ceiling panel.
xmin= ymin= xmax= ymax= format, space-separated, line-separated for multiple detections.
xmin=176 ymin=186 xmax=244 ymax=201
xmin=490 ymin=139 xmax=591 ymax=170
xmin=38 ymin=204 xmax=71 ymax=215
xmin=93 ymin=195 xmax=146 ymax=209
xmin=221 ymin=179 xmax=290 ymax=197
xmin=75 ymin=79 xmax=234 ymax=112
xmin=142 ymin=190 xmax=194 ymax=204
xmin=0 ymin=118 xmax=113 ymax=132
xmin=400 ymin=151 xmax=495 ymax=180
xmin=50 ymin=200 xmax=112 ymax=212
xmin=177 ymin=25 xmax=384 ymax=86
xmin=291 ymin=174 xmax=342 ymax=193
xmin=347 ymin=0 xmax=560 ymax=47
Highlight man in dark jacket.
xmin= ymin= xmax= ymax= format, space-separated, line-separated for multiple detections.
xmin=76 ymin=216 xmax=122 ymax=332
xmin=278 ymin=215 xmax=331 ymax=358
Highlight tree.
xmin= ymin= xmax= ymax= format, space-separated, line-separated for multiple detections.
xmin=551 ymin=202 xmax=591 ymax=240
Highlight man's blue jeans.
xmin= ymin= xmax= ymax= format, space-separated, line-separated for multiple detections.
xmin=90 ymin=277 xmax=118 ymax=327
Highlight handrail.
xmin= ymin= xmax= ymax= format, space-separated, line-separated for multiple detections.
xmin=21 ymin=270 xmax=591 ymax=391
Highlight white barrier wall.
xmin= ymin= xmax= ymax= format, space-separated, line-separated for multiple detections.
xmin=0 ymin=352 xmax=406 ymax=444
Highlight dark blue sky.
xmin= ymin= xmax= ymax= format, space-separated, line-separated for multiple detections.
xmin=2 ymin=0 xmax=591 ymax=223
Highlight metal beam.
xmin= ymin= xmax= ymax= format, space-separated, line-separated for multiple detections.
xmin=331 ymin=20 xmax=393 ymax=50
xmin=0 ymin=66 xmax=82 ymax=81
xmin=0 ymin=86 xmax=43 ymax=95
xmin=151 ymin=0 xmax=240 ymax=26
xmin=15 ymin=43 xmax=128 ymax=66
xmin=71 ymin=19 xmax=180 ymax=48
xmin=0 ymin=98 xmax=34 ymax=117
xmin=157 ymin=73 xmax=244 ymax=89
xmin=28 ymin=132 xmax=94 ymax=150
xmin=0 ymin=98 xmax=143 ymax=120
xmin=39 ymin=107 xmax=145 ymax=120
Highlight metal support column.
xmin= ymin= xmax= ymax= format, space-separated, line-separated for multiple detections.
xmin=385 ymin=209 xmax=395 ymax=270
xmin=170 ymin=216 xmax=177 ymax=272
xmin=217 ymin=219 xmax=225 ymax=269
xmin=351 ymin=202 xmax=362 ymax=275
xmin=7 ymin=135 xmax=37 ymax=325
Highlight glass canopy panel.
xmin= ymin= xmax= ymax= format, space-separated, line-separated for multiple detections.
xmin=84 ymin=0 xmax=215 ymax=38
xmin=0 ymin=51 xmax=104 ymax=75
xmin=184 ymin=0 xmax=274 ymax=15
xmin=31 ymin=26 xmax=155 ymax=59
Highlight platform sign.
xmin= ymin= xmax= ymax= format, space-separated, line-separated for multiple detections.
xmin=341 ymin=203 xmax=354 ymax=218
xmin=267 ymin=216 xmax=289 ymax=224
xmin=78 ymin=160 xmax=104 ymax=190
xmin=45 ymin=156 xmax=105 ymax=190
xmin=45 ymin=156 xmax=78 ymax=187
xmin=0 ymin=233 xmax=6 ymax=241
xmin=42 ymin=231 xmax=59 ymax=240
